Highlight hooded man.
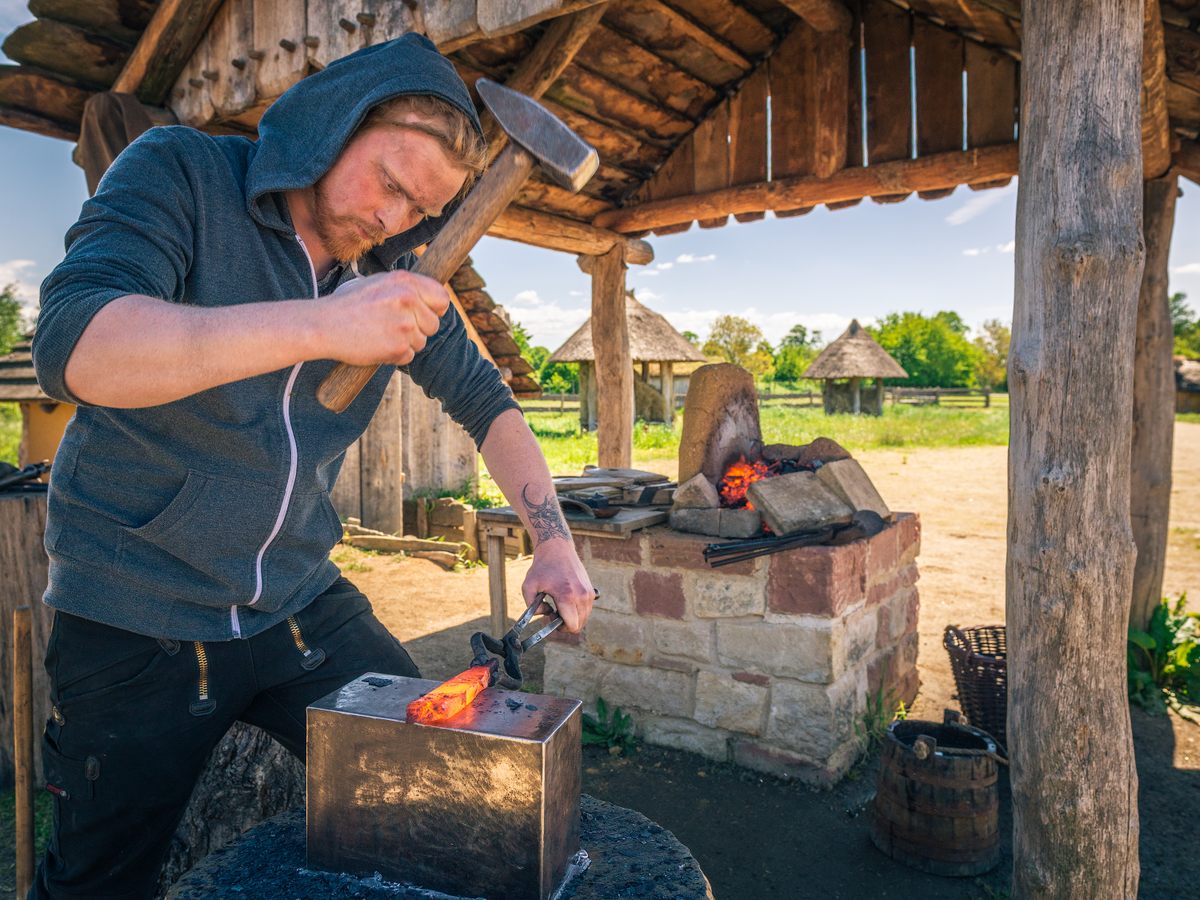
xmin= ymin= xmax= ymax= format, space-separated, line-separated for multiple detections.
xmin=29 ymin=33 xmax=594 ymax=899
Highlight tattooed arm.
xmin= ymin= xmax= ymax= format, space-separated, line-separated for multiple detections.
xmin=480 ymin=408 xmax=595 ymax=632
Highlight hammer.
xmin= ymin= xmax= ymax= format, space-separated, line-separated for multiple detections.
xmin=317 ymin=78 xmax=599 ymax=413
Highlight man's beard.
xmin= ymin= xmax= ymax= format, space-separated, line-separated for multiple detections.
xmin=310 ymin=177 xmax=386 ymax=264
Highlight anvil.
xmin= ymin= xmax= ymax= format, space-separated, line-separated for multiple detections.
xmin=306 ymin=673 xmax=582 ymax=899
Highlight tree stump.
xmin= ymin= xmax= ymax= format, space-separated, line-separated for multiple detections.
xmin=1009 ymin=2 xmax=1143 ymax=895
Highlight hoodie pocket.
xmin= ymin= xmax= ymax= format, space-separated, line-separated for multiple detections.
xmin=117 ymin=470 xmax=283 ymax=607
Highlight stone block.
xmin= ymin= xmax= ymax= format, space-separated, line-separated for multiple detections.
xmin=589 ymin=567 xmax=633 ymax=614
xmin=718 ymin=508 xmax=765 ymax=538
xmin=572 ymin=533 xmax=590 ymax=561
xmin=748 ymin=471 xmax=854 ymax=536
xmin=865 ymin=522 xmax=900 ymax=586
xmin=896 ymin=512 xmax=921 ymax=564
xmin=894 ymin=667 xmax=920 ymax=706
xmin=653 ymin=620 xmax=715 ymax=663
xmin=766 ymin=670 xmax=863 ymax=760
xmin=768 ymin=541 xmax=866 ymax=618
xmin=633 ymin=570 xmax=686 ymax=619
xmin=640 ymin=715 xmax=731 ymax=761
xmin=881 ymin=589 xmax=911 ymax=644
xmin=717 ymin=621 xmax=835 ymax=684
xmin=673 ymin=473 xmax=720 ymax=509
xmin=733 ymin=671 xmax=770 ymax=686
xmin=648 ymin=527 xmax=758 ymax=576
xmin=546 ymin=628 xmax=582 ymax=647
xmin=589 ymin=534 xmax=643 ymax=564
xmin=543 ymin=645 xmax=610 ymax=701
xmin=677 ymin=363 xmax=761 ymax=485
xmin=868 ymin=569 xmax=901 ymax=608
xmin=694 ymin=671 xmax=768 ymax=735
xmin=796 ymin=437 xmax=852 ymax=468
xmin=815 ymin=458 xmax=891 ymax=519
xmin=599 ymin=662 xmax=694 ymax=718
xmin=835 ymin=606 xmax=877 ymax=674
xmin=583 ymin=610 xmax=650 ymax=666
xmin=669 ymin=507 xmax=721 ymax=536
xmin=898 ymin=630 xmax=920 ymax=670
xmin=867 ymin=647 xmax=897 ymax=695
xmin=688 ymin=572 xmax=766 ymax=618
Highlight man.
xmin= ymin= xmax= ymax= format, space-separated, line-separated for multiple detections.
xmin=30 ymin=33 xmax=594 ymax=899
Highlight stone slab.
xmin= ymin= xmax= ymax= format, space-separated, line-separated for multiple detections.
xmin=747 ymin=471 xmax=854 ymax=536
xmin=677 ymin=364 xmax=762 ymax=485
xmin=814 ymin=458 xmax=891 ymax=519
xmin=673 ymin=473 xmax=720 ymax=509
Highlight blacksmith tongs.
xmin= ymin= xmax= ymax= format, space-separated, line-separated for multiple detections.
xmin=469 ymin=592 xmax=564 ymax=690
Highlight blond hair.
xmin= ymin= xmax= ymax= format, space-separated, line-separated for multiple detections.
xmin=362 ymin=94 xmax=487 ymax=201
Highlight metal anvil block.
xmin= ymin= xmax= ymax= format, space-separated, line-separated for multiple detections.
xmin=307 ymin=673 xmax=582 ymax=899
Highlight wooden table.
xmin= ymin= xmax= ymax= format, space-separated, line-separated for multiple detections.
xmin=475 ymin=505 xmax=667 ymax=636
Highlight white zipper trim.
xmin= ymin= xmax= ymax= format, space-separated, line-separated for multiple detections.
xmin=231 ymin=234 xmax=317 ymax=634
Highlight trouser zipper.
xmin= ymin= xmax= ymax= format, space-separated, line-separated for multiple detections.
xmin=190 ymin=642 xmax=216 ymax=717
xmin=287 ymin=616 xmax=327 ymax=670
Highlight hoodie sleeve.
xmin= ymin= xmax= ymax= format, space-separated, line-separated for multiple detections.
xmin=33 ymin=127 xmax=197 ymax=405
xmin=401 ymin=301 xmax=522 ymax=448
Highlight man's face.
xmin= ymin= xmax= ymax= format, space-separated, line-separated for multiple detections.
xmin=310 ymin=114 xmax=470 ymax=263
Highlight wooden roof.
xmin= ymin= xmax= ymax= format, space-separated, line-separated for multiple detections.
xmin=2 ymin=1 xmax=1198 ymax=240
xmin=448 ymin=258 xmax=541 ymax=397
xmin=803 ymin=318 xmax=908 ymax=379
xmin=547 ymin=291 xmax=708 ymax=363
xmin=1176 ymin=356 xmax=1200 ymax=392
xmin=0 ymin=338 xmax=49 ymax=402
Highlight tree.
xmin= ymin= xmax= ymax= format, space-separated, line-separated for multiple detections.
xmin=703 ymin=315 xmax=764 ymax=369
xmin=780 ymin=324 xmax=817 ymax=349
xmin=868 ymin=311 xmax=980 ymax=387
xmin=1171 ymin=292 xmax=1200 ymax=358
xmin=773 ymin=344 xmax=818 ymax=383
xmin=537 ymin=360 xmax=578 ymax=394
xmin=0 ymin=285 xmax=21 ymax=355
xmin=971 ymin=319 xmax=1010 ymax=391
xmin=681 ymin=330 xmax=699 ymax=346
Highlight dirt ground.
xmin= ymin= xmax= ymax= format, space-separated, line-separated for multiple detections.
xmin=3 ymin=426 xmax=1196 ymax=898
xmin=344 ymin=422 xmax=1200 ymax=899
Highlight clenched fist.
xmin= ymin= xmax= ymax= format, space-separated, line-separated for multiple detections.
xmin=319 ymin=270 xmax=451 ymax=367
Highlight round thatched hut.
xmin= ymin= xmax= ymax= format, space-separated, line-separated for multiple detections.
xmin=548 ymin=292 xmax=706 ymax=428
xmin=1176 ymin=356 xmax=1200 ymax=413
xmin=803 ymin=319 xmax=908 ymax=415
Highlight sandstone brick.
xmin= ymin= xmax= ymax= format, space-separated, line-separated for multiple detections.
xmin=835 ymin=606 xmax=877 ymax=674
xmin=640 ymin=715 xmax=731 ymax=761
xmin=599 ymin=662 xmax=694 ymax=717
xmin=716 ymin=621 xmax=834 ymax=684
xmin=694 ymin=670 xmax=768 ymax=735
xmin=894 ymin=667 xmax=920 ymax=706
xmin=881 ymin=589 xmax=910 ymax=644
xmin=687 ymin=572 xmax=766 ymax=618
xmin=898 ymin=630 xmax=920 ymax=670
xmin=865 ymin=523 xmax=901 ymax=585
xmin=718 ymin=508 xmax=764 ymax=539
xmin=547 ymin=628 xmax=582 ymax=646
xmin=589 ymin=567 xmax=633 ymax=614
xmin=572 ymin=533 xmax=589 ymax=561
xmin=868 ymin=569 xmax=901 ymax=607
xmin=648 ymin=527 xmax=758 ymax=576
xmin=815 ymin=458 xmax=891 ymax=520
xmin=875 ymin=603 xmax=892 ymax=649
xmin=766 ymin=670 xmax=863 ymax=759
xmin=768 ymin=540 xmax=866 ymax=617
xmin=589 ymin=534 xmax=643 ymax=564
xmin=902 ymin=587 xmax=920 ymax=635
xmin=867 ymin=647 xmax=897 ymax=695
xmin=896 ymin=512 xmax=921 ymax=564
xmin=749 ymin=470 xmax=853 ymax=536
xmin=633 ymin=570 xmax=686 ymax=619
xmin=796 ymin=437 xmax=852 ymax=468
xmin=583 ymin=610 xmax=650 ymax=665
xmin=677 ymin=363 xmax=761 ymax=484
xmin=733 ymin=671 xmax=770 ymax=686
xmin=653 ymin=619 xmax=715 ymax=663
xmin=669 ymin=506 xmax=722 ymax=536
xmin=543 ymin=645 xmax=611 ymax=701
xmin=650 ymin=655 xmax=700 ymax=674
xmin=673 ymin=473 xmax=721 ymax=509
xmin=730 ymin=739 xmax=832 ymax=786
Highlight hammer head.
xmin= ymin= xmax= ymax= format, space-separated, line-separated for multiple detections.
xmin=477 ymin=78 xmax=599 ymax=193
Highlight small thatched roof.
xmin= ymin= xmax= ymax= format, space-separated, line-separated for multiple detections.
xmin=1176 ymin=356 xmax=1200 ymax=393
xmin=0 ymin=338 xmax=48 ymax=402
xmin=547 ymin=293 xmax=708 ymax=365
xmin=803 ymin=319 xmax=908 ymax=380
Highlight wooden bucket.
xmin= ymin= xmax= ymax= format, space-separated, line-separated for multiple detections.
xmin=869 ymin=714 xmax=1001 ymax=876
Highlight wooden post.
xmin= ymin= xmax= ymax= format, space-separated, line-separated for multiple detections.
xmin=662 ymin=361 xmax=675 ymax=426
xmin=581 ymin=247 xmax=632 ymax=468
xmin=1131 ymin=173 xmax=1178 ymax=629
xmin=1009 ymin=3 xmax=1143 ymax=895
xmin=13 ymin=606 xmax=33 ymax=898
xmin=640 ymin=360 xmax=649 ymax=383
xmin=359 ymin=372 xmax=404 ymax=535
xmin=487 ymin=529 xmax=508 ymax=636
xmin=851 ymin=377 xmax=861 ymax=414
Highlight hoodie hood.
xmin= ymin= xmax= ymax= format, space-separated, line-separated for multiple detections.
xmin=245 ymin=32 xmax=483 ymax=265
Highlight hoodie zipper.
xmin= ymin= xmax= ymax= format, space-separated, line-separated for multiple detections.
xmin=229 ymin=234 xmax=317 ymax=639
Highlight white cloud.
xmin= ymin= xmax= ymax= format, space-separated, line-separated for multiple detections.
xmin=1172 ymin=263 xmax=1200 ymax=275
xmin=568 ymin=290 xmax=583 ymax=297
xmin=655 ymin=262 xmax=674 ymax=271
xmin=962 ymin=248 xmax=985 ymax=257
xmin=945 ymin=182 xmax=1016 ymax=226
xmin=635 ymin=289 xmax=662 ymax=303
xmin=502 ymin=292 xmax=588 ymax=350
xmin=996 ymin=240 xmax=1015 ymax=253
xmin=649 ymin=305 xmax=867 ymax=347
xmin=0 ymin=258 xmax=40 ymax=315
xmin=636 ymin=269 xmax=660 ymax=276
xmin=675 ymin=253 xmax=716 ymax=264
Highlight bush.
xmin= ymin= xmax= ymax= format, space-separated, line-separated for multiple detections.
xmin=1128 ymin=595 xmax=1200 ymax=714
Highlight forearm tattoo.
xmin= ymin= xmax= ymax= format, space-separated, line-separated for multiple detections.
xmin=522 ymin=485 xmax=570 ymax=544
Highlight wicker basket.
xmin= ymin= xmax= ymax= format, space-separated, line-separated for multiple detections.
xmin=943 ymin=625 xmax=1007 ymax=749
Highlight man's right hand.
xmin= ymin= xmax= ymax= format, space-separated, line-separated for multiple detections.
xmin=317 ymin=270 xmax=451 ymax=367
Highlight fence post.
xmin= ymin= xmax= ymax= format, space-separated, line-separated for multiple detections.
xmin=984 ymin=389 xmax=991 ymax=408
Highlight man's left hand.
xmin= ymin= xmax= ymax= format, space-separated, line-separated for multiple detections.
xmin=521 ymin=538 xmax=594 ymax=633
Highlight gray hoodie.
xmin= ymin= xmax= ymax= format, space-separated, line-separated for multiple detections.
xmin=32 ymin=34 xmax=520 ymax=641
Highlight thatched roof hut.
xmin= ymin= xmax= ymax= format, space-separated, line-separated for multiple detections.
xmin=549 ymin=292 xmax=704 ymax=428
xmin=1176 ymin=356 xmax=1200 ymax=413
xmin=804 ymin=319 xmax=907 ymax=415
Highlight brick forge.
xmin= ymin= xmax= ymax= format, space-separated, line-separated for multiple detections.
xmin=544 ymin=513 xmax=921 ymax=786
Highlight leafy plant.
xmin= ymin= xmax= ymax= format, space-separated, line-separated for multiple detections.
xmin=1128 ymin=595 xmax=1200 ymax=715
xmin=582 ymin=696 xmax=635 ymax=754
xmin=856 ymin=686 xmax=906 ymax=755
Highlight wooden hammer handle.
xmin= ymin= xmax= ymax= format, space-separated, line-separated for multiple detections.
xmin=317 ymin=143 xmax=537 ymax=413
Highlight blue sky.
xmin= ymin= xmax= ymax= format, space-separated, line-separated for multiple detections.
xmin=4 ymin=0 xmax=1200 ymax=352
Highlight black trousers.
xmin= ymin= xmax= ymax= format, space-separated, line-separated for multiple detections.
xmin=30 ymin=577 xmax=419 ymax=900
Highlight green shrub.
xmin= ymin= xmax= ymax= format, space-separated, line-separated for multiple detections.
xmin=1128 ymin=595 xmax=1200 ymax=714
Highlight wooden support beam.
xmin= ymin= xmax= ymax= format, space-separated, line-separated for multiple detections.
xmin=592 ymin=144 xmax=1018 ymax=233
xmin=1131 ymin=173 xmax=1178 ymax=630
xmin=490 ymin=205 xmax=653 ymax=264
xmin=483 ymin=3 xmax=608 ymax=163
xmin=581 ymin=246 xmax=632 ymax=468
xmin=1009 ymin=1 xmax=1142 ymax=896
xmin=111 ymin=0 xmax=224 ymax=104
xmin=359 ymin=374 xmax=404 ymax=535
xmin=1143 ymin=0 xmax=1172 ymax=179
xmin=1175 ymin=137 xmax=1200 ymax=184
xmin=777 ymin=0 xmax=853 ymax=33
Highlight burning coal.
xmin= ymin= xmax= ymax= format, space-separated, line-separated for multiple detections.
xmin=718 ymin=455 xmax=770 ymax=509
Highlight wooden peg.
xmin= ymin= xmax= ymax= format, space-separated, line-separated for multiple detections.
xmin=303 ymin=35 xmax=320 ymax=48
xmin=202 ymin=69 xmax=218 ymax=81
xmin=356 ymin=11 xmax=376 ymax=26
xmin=188 ymin=77 xmax=204 ymax=88
xmin=231 ymin=57 xmax=247 ymax=70
xmin=247 ymin=48 xmax=265 ymax=60
xmin=279 ymin=38 xmax=297 ymax=52
xmin=339 ymin=17 xmax=357 ymax=33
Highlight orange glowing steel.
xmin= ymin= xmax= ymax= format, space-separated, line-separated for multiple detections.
xmin=406 ymin=665 xmax=493 ymax=724
xmin=718 ymin=455 xmax=770 ymax=509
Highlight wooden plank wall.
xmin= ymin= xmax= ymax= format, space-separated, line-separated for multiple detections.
xmin=635 ymin=0 xmax=1020 ymax=232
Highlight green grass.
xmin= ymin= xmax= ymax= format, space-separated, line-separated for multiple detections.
xmin=0 ymin=402 xmax=19 ymax=466
xmin=1 ymin=786 xmax=53 ymax=892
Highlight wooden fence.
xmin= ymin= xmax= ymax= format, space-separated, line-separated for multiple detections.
xmin=521 ymin=389 xmax=994 ymax=412
xmin=886 ymin=387 xmax=992 ymax=407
